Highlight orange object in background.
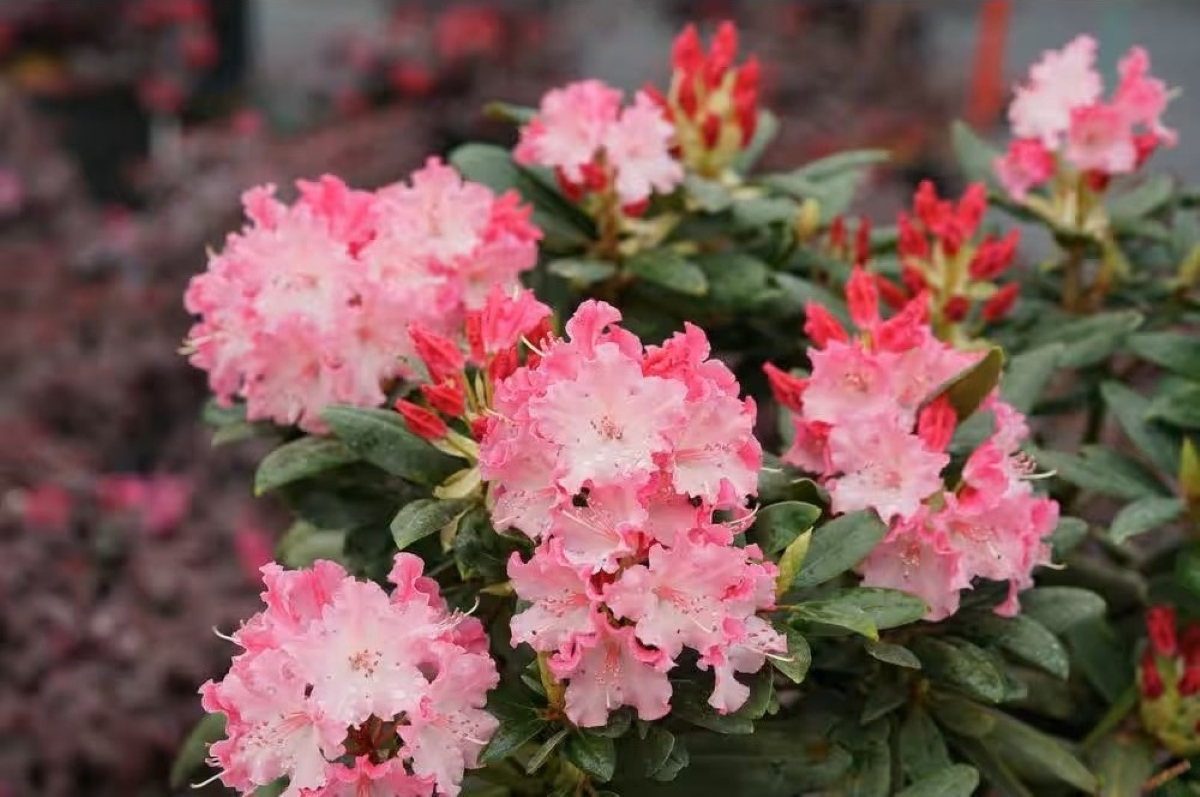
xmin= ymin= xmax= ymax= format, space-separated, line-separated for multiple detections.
xmin=967 ymin=0 xmax=1012 ymax=129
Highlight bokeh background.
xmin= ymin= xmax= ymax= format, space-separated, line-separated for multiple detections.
xmin=1 ymin=1 xmax=1197 ymax=795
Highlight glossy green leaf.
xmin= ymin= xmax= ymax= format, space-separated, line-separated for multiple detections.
xmin=478 ymin=705 xmax=547 ymax=764
xmin=899 ymin=708 xmax=952 ymax=782
xmin=564 ymin=732 xmax=616 ymax=782
xmin=1110 ymin=496 xmax=1184 ymax=543
xmin=956 ymin=613 xmax=1070 ymax=679
xmin=254 ymin=436 xmax=359 ymax=495
xmin=626 ymin=249 xmax=709 ymax=296
xmin=912 ymin=638 xmax=1007 ymax=703
xmin=775 ymin=528 xmax=812 ymax=596
xmin=928 ymin=693 xmax=996 ymax=738
xmin=791 ymin=510 xmax=888 ymax=589
xmin=525 ymin=728 xmax=569 ymax=774
xmin=1020 ymin=587 xmax=1107 ymax=634
xmin=1000 ymin=344 xmax=1063 ymax=414
xmin=1032 ymin=444 xmax=1169 ymax=501
xmin=936 ymin=347 xmax=1004 ymax=422
xmin=950 ymin=737 xmax=1032 ymax=797
xmin=771 ymin=626 xmax=812 ymax=684
xmin=750 ymin=500 xmax=821 ymax=557
xmin=482 ymin=101 xmax=536 ymax=124
xmin=787 ymin=149 xmax=890 ymax=183
xmin=1147 ymin=384 xmax=1200 ymax=429
xmin=321 ymin=406 xmax=462 ymax=485
xmin=1043 ymin=311 xmax=1144 ymax=369
xmin=896 ymin=765 xmax=980 ymax=797
xmin=390 ymin=498 xmax=473 ymax=551
xmin=1065 ymin=618 xmax=1135 ymax=703
xmin=817 ymin=588 xmax=928 ymax=630
xmin=1101 ymin=381 xmax=1181 ymax=475
xmin=866 ymin=640 xmax=922 ymax=669
xmin=548 ymin=258 xmax=617 ymax=286
xmin=950 ymin=121 xmax=1000 ymax=188
xmin=1050 ymin=516 xmax=1089 ymax=557
xmin=170 ymin=713 xmax=225 ymax=787
xmin=1107 ymin=174 xmax=1174 ymax=220
xmin=1127 ymin=331 xmax=1200 ymax=380
xmin=791 ymin=600 xmax=878 ymax=640
xmin=683 ymin=173 xmax=735 ymax=212
xmin=985 ymin=710 xmax=1097 ymax=793
xmin=861 ymin=679 xmax=908 ymax=723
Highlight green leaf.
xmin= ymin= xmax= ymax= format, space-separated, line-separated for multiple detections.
xmin=733 ymin=109 xmax=779 ymax=174
xmin=683 ymin=173 xmax=734 ymax=212
xmin=277 ymin=521 xmax=346 ymax=568
xmin=1177 ymin=542 xmax=1200 ymax=596
xmin=1107 ymin=174 xmax=1175 ymax=220
xmin=1050 ymin=516 xmax=1089 ymax=557
xmin=1040 ymin=310 xmax=1144 ymax=369
xmin=1020 ymin=587 xmax=1106 ymax=634
xmin=483 ymin=101 xmax=536 ymax=125
xmin=818 ymin=588 xmax=928 ymax=630
xmin=950 ymin=121 xmax=1000 ymax=188
xmin=732 ymin=196 xmax=799 ymax=228
xmin=254 ymin=436 xmax=359 ymax=495
xmin=956 ymin=613 xmax=1070 ymax=679
xmin=170 ymin=713 xmax=225 ymax=787
xmin=985 ymin=710 xmax=1098 ymax=793
xmin=1127 ymin=331 xmax=1200 ymax=380
xmin=787 ymin=149 xmax=890 ymax=183
xmin=1110 ymin=496 xmax=1184 ymax=543
xmin=526 ymin=728 xmax=569 ymax=774
xmin=1065 ymin=618 xmax=1134 ymax=703
xmin=547 ymin=257 xmax=617 ymax=286
xmin=775 ymin=528 xmax=812 ymax=596
xmin=564 ymin=732 xmax=616 ymax=782
xmin=649 ymin=735 xmax=689 ymax=782
xmin=1101 ymin=382 xmax=1181 ymax=475
xmin=791 ymin=510 xmax=888 ymax=589
xmin=1147 ymin=384 xmax=1200 ymax=429
xmin=253 ymin=780 xmax=288 ymax=797
xmin=769 ymin=272 xmax=852 ymax=326
xmin=390 ymin=498 xmax=473 ymax=551
xmin=865 ymin=640 xmax=922 ymax=669
xmin=622 ymin=725 xmax=677 ymax=778
xmin=949 ymin=737 xmax=1032 ymax=797
xmin=838 ymin=720 xmax=892 ymax=797
xmin=671 ymin=682 xmax=755 ymax=734
xmin=1000 ymin=344 xmax=1063 ymax=414
xmin=896 ymin=765 xmax=980 ymax=797
xmin=625 ymin=249 xmax=709 ymax=296
xmin=791 ymin=600 xmax=878 ymax=640
xmin=1032 ymin=444 xmax=1169 ymax=501
xmin=479 ymin=706 xmax=547 ymax=764
xmin=771 ymin=626 xmax=812 ymax=684
xmin=899 ymin=708 xmax=952 ymax=782
xmin=1090 ymin=733 xmax=1156 ymax=797
xmin=928 ymin=693 xmax=996 ymax=738
xmin=936 ymin=347 xmax=1004 ymax=422
xmin=321 ymin=406 xmax=462 ymax=485
xmin=911 ymin=638 xmax=1007 ymax=703
xmin=750 ymin=500 xmax=821 ymax=557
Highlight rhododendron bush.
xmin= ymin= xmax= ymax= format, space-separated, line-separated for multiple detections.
xmin=174 ymin=25 xmax=1200 ymax=797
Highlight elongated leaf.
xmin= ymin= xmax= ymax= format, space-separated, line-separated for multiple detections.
xmin=1050 ymin=516 xmax=1089 ymax=557
xmin=791 ymin=600 xmax=878 ymax=639
xmin=751 ymin=500 xmax=821 ymax=556
xmin=526 ymin=728 xmax=569 ymax=774
xmin=839 ymin=728 xmax=892 ymax=797
xmin=896 ymin=765 xmax=979 ymax=797
xmin=1032 ymin=444 xmax=1169 ymax=501
xmin=1177 ymin=542 xmax=1200 ymax=596
xmin=787 ymin=149 xmax=890 ymax=183
xmin=1110 ymin=496 xmax=1184 ymax=543
xmin=390 ymin=498 xmax=473 ymax=551
xmin=1066 ymin=617 xmax=1135 ymax=703
xmin=321 ymin=406 xmax=462 ymax=485
xmin=912 ymin=638 xmax=1007 ymax=703
xmin=1128 ymin=331 xmax=1200 ymax=379
xmin=1021 ymin=587 xmax=1106 ymax=634
xmin=1042 ymin=311 xmax=1144 ymax=369
xmin=950 ymin=737 xmax=1033 ymax=797
xmin=862 ymin=679 xmax=908 ymax=723
xmin=985 ymin=710 xmax=1097 ymax=793
xmin=818 ymin=588 xmax=928 ymax=630
xmin=479 ymin=711 xmax=547 ymax=764
xmin=671 ymin=682 xmax=755 ymax=734
xmin=791 ymin=511 xmax=888 ymax=589
xmin=772 ymin=626 xmax=812 ymax=684
xmin=1001 ymin=344 xmax=1063 ymax=414
xmin=622 ymin=725 xmax=677 ymax=778
xmin=254 ymin=436 xmax=359 ymax=495
xmin=956 ymin=613 xmax=1070 ymax=679
xmin=775 ymin=528 xmax=812 ymax=597
xmin=1107 ymin=174 xmax=1174 ymax=220
xmin=1147 ymin=384 xmax=1200 ymax=429
xmin=733 ymin=109 xmax=779 ymax=174
xmin=1090 ymin=733 xmax=1156 ymax=797
xmin=548 ymin=258 xmax=617 ymax=286
xmin=899 ymin=708 xmax=952 ymax=782
xmin=866 ymin=640 xmax=922 ymax=669
xmin=626 ymin=249 xmax=709 ymax=296
xmin=950 ymin=121 xmax=1000 ymax=188
xmin=564 ymin=732 xmax=616 ymax=782
xmin=1101 ymin=381 xmax=1181 ymax=474
xmin=483 ymin=101 xmax=536 ymax=124
xmin=170 ymin=713 xmax=225 ymax=787
xmin=928 ymin=693 xmax=996 ymax=738
xmin=936 ymin=347 xmax=1004 ymax=422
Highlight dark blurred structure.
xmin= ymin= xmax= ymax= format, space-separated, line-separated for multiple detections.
xmin=1 ymin=1 xmax=1196 ymax=795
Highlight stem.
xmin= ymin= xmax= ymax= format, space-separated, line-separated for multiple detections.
xmin=1080 ymin=684 xmax=1137 ymax=750
xmin=1062 ymin=244 xmax=1085 ymax=312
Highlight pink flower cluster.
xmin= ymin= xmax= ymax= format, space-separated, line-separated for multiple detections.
xmin=996 ymin=35 xmax=1175 ymax=200
xmin=200 ymin=554 xmax=498 ymax=797
xmin=766 ymin=270 xmax=1057 ymax=620
xmin=184 ymin=159 xmax=541 ymax=432
xmin=514 ymin=81 xmax=683 ymax=211
xmin=479 ymin=301 xmax=780 ymax=726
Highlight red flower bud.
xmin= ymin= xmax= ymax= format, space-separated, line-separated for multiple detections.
xmin=942 ymin=295 xmax=970 ymax=322
xmin=828 ymin=216 xmax=847 ymax=252
xmin=1140 ymin=649 xmax=1165 ymax=700
xmin=763 ymin=362 xmax=807 ymax=413
xmin=982 ymin=283 xmax=1020 ymax=322
xmin=900 ymin=264 xmax=928 ymax=296
xmin=671 ymin=24 xmax=704 ymax=75
xmin=464 ymin=312 xmax=485 ymax=363
xmin=1181 ymin=623 xmax=1200 ymax=664
xmin=803 ymin=302 xmax=848 ymax=348
xmin=876 ymin=293 xmax=929 ymax=353
xmin=1147 ymin=605 xmax=1179 ymax=658
xmin=701 ymin=113 xmax=722 ymax=149
xmin=874 ymin=275 xmax=910 ymax=311
xmin=581 ymin=161 xmax=609 ymax=192
xmin=705 ymin=21 xmax=739 ymax=86
xmin=897 ymin=214 xmax=930 ymax=260
xmin=408 ymin=324 xmax=464 ymax=384
xmin=554 ymin=167 xmax=585 ymax=202
xmin=1180 ymin=664 xmax=1200 ymax=697
xmin=1134 ymin=131 xmax=1161 ymax=169
xmin=420 ymin=380 xmax=465 ymax=418
xmin=394 ymin=399 xmax=447 ymax=441
xmin=469 ymin=416 xmax=490 ymax=442
xmin=846 ymin=266 xmax=879 ymax=330
xmin=676 ymin=75 xmax=699 ymax=118
xmin=622 ymin=199 xmax=650 ymax=218
xmin=487 ymin=347 xmax=518 ymax=384
xmin=956 ymin=183 xmax=987 ymax=238
xmin=1084 ymin=170 xmax=1111 ymax=193
xmin=854 ymin=215 xmax=872 ymax=265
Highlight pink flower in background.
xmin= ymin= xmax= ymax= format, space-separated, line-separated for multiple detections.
xmin=0 ymin=168 xmax=24 ymax=217
xmin=233 ymin=523 xmax=274 ymax=584
xmin=604 ymin=92 xmax=684 ymax=205
xmin=202 ymin=554 xmax=497 ymax=797
xmin=1009 ymin=35 xmax=1102 ymax=146
xmin=484 ymin=301 xmax=779 ymax=726
xmin=95 ymin=473 xmax=191 ymax=535
xmin=18 ymin=483 xmax=72 ymax=531
xmin=514 ymin=80 xmax=622 ymax=184
xmin=994 ymin=138 xmax=1055 ymax=200
xmin=1065 ymin=104 xmax=1137 ymax=174
xmin=184 ymin=164 xmax=539 ymax=432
